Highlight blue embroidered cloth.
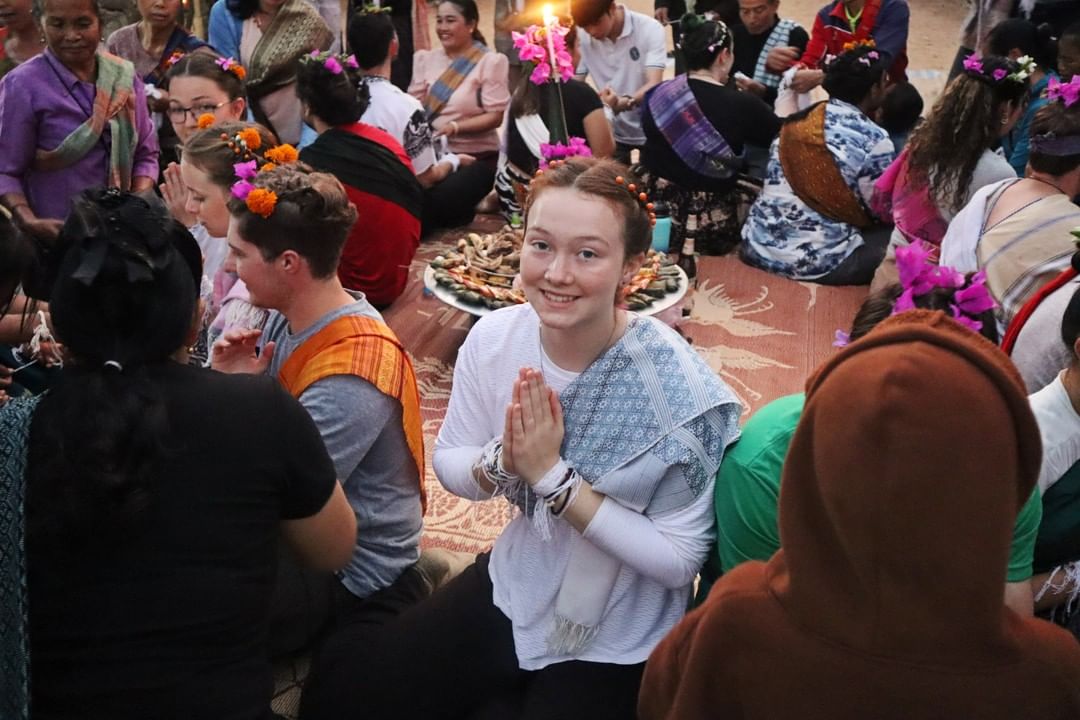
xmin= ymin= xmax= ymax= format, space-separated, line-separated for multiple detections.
xmin=509 ymin=316 xmax=741 ymax=516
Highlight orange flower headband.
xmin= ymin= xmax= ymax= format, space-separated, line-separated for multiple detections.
xmin=229 ymin=138 xmax=300 ymax=218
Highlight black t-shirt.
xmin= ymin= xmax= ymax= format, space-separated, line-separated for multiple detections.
xmin=641 ymin=78 xmax=781 ymax=192
xmin=506 ymin=79 xmax=604 ymax=175
xmin=732 ymin=18 xmax=810 ymax=106
xmin=27 ymin=362 xmax=337 ymax=720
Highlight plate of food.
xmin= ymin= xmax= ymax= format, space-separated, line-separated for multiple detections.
xmin=425 ymin=230 xmax=687 ymax=317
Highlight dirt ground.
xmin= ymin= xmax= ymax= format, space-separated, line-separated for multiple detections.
xmin=461 ymin=0 xmax=968 ymax=104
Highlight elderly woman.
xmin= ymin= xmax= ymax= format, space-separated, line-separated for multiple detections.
xmin=0 ymin=0 xmax=159 ymax=242
xmin=105 ymin=0 xmax=208 ymax=89
xmin=409 ymin=0 xmax=509 ymax=232
xmin=0 ymin=0 xmax=45 ymax=79
xmin=209 ymin=0 xmax=332 ymax=145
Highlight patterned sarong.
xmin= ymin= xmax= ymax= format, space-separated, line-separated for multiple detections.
xmin=35 ymin=52 xmax=139 ymax=190
xmin=0 ymin=395 xmax=41 ymax=720
xmin=423 ymin=41 xmax=488 ymax=120
xmin=277 ymin=315 xmax=427 ymax=511
xmin=646 ymin=75 xmax=738 ymax=181
xmin=779 ymin=102 xmax=872 ymax=228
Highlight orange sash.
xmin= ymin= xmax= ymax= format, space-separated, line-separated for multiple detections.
xmin=779 ymin=102 xmax=872 ymax=229
xmin=278 ymin=315 xmax=426 ymax=512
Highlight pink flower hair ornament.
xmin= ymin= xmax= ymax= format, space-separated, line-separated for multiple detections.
xmin=834 ymin=242 xmax=998 ymax=345
xmin=891 ymin=241 xmax=996 ymax=332
xmin=539 ymin=137 xmax=592 ymax=168
xmin=301 ymin=51 xmax=355 ymax=77
xmin=962 ymin=53 xmax=1036 ymax=86
xmin=1048 ymin=75 xmax=1080 ymax=107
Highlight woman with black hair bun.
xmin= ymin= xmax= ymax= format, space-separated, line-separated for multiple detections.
xmin=987 ymin=18 xmax=1059 ymax=175
xmin=638 ymin=12 xmax=780 ymax=255
xmin=297 ymin=51 xmax=423 ymax=309
xmin=0 ymin=188 xmax=355 ymax=719
xmin=741 ymin=43 xmax=894 ymax=285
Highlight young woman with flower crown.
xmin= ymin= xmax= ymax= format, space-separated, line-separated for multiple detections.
xmin=177 ymin=121 xmax=283 ymax=361
xmin=159 ymin=55 xmax=249 ymax=282
xmin=300 ymin=157 xmax=742 ymax=720
xmin=870 ymin=53 xmax=1030 ymax=288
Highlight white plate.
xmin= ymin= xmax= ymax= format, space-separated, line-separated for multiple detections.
xmin=423 ymin=265 xmax=689 ymax=318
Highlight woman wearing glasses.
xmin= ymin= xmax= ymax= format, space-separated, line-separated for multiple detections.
xmin=0 ymin=0 xmax=159 ymax=243
xmin=157 ymin=58 xmax=254 ymax=363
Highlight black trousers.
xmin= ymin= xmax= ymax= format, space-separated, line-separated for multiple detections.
xmin=422 ymin=154 xmax=498 ymax=237
xmin=815 ymin=224 xmax=893 ymax=286
xmin=300 ymin=554 xmax=645 ymax=720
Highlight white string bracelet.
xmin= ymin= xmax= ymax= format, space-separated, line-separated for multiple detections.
xmin=28 ymin=310 xmax=62 ymax=368
xmin=472 ymin=438 xmax=520 ymax=498
xmin=1034 ymin=561 xmax=1080 ymax=617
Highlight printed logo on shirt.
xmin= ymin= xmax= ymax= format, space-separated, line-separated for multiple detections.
xmin=630 ymin=46 xmax=640 ymax=61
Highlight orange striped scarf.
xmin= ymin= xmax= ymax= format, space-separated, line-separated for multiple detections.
xmin=277 ymin=315 xmax=426 ymax=512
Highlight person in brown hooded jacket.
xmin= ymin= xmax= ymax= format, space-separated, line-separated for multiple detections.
xmin=639 ymin=309 xmax=1080 ymax=720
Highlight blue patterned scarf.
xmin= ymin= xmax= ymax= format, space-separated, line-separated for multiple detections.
xmin=1 ymin=395 xmax=41 ymax=720
xmin=423 ymin=42 xmax=488 ymax=120
xmin=506 ymin=316 xmax=741 ymax=654
xmin=647 ymin=75 xmax=740 ymax=180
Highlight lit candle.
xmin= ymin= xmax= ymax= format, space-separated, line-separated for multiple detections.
xmin=542 ymin=4 xmax=559 ymax=80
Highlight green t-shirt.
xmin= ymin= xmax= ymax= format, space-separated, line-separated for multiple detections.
xmin=705 ymin=393 xmax=1042 ymax=591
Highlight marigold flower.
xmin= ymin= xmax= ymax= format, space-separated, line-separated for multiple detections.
xmin=231 ymin=64 xmax=246 ymax=80
xmin=265 ymin=144 xmax=299 ymax=164
xmin=238 ymin=127 xmax=262 ymax=150
xmin=260 ymin=162 xmax=277 ymax=172
xmin=246 ymin=188 xmax=277 ymax=218
xmin=197 ymin=113 xmax=216 ymax=129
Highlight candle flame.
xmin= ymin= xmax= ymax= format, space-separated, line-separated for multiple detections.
xmin=542 ymin=3 xmax=556 ymax=25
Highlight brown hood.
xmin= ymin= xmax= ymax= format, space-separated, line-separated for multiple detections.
xmin=766 ymin=310 xmax=1042 ymax=664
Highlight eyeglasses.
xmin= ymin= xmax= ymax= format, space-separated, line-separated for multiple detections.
xmin=167 ymin=101 xmax=228 ymax=123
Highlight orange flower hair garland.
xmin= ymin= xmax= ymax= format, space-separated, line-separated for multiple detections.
xmin=230 ymin=142 xmax=300 ymax=218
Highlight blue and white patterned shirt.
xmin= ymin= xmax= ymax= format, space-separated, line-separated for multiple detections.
xmin=741 ymin=99 xmax=894 ymax=280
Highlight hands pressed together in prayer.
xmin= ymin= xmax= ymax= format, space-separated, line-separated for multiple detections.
xmin=501 ymin=368 xmax=564 ymax=486
xmin=211 ymin=328 xmax=276 ymax=374
xmin=160 ymin=163 xmax=195 ymax=227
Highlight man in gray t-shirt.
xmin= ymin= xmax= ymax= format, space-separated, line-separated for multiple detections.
xmin=212 ymin=170 xmax=428 ymax=638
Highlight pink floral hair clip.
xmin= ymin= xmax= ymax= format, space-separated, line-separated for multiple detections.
xmin=304 ymin=51 xmax=359 ymax=76
xmin=1048 ymin=75 xmax=1080 ymax=107
xmin=215 ymin=56 xmax=247 ymax=80
xmin=892 ymin=241 xmax=996 ymax=333
xmin=962 ymin=53 xmax=1035 ymax=86
xmin=834 ymin=242 xmax=997 ymax=345
xmin=165 ymin=49 xmax=185 ymax=68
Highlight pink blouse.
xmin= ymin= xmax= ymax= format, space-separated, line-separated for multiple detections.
xmin=408 ymin=48 xmax=509 ymax=156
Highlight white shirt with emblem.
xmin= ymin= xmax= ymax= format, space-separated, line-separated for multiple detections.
xmin=575 ymin=5 xmax=666 ymax=146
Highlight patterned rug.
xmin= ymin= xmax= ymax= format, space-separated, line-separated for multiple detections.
xmin=382 ymin=216 xmax=869 ymax=556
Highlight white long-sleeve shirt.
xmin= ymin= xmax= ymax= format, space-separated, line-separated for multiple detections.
xmin=434 ymin=304 xmax=718 ymax=670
